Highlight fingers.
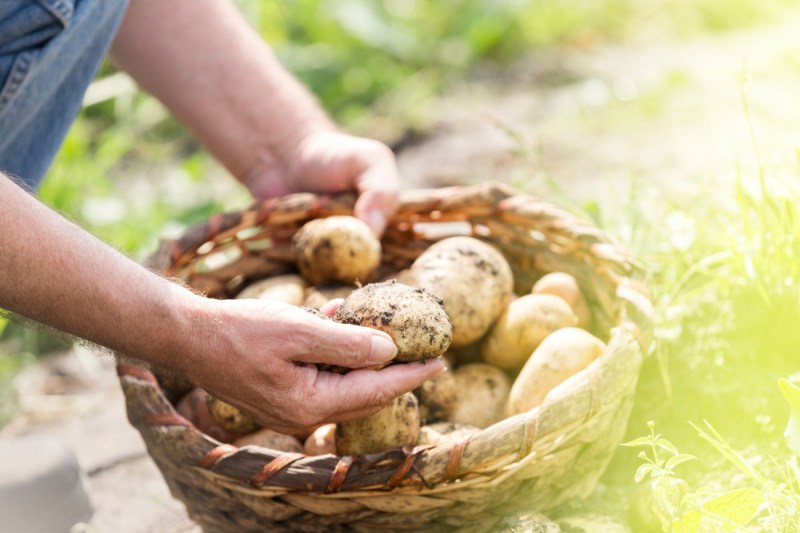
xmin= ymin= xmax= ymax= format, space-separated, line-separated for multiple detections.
xmin=319 ymin=298 xmax=344 ymax=317
xmin=353 ymin=143 xmax=400 ymax=235
xmin=313 ymin=359 xmax=446 ymax=418
xmin=296 ymin=310 xmax=398 ymax=368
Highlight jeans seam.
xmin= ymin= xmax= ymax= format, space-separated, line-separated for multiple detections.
xmin=34 ymin=0 xmax=75 ymax=28
xmin=0 ymin=52 xmax=35 ymax=115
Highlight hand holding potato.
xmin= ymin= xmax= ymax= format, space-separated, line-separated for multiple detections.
xmin=178 ymin=295 xmax=446 ymax=434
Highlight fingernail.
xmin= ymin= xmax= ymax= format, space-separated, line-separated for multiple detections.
xmin=369 ymin=334 xmax=397 ymax=364
xmin=364 ymin=209 xmax=387 ymax=235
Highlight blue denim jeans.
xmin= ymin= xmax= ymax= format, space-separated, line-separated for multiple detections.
xmin=0 ymin=0 xmax=128 ymax=191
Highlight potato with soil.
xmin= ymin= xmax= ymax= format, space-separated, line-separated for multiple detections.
xmin=303 ymin=283 xmax=354 ymax=308
xmin=336 ymin=392 xmax=420 ymax=456
xmin=532 ymin=272 xmax=591 ymax=329
xmin=176 ymin=388 xmax=236 ymax=443
xmin=292 ymin=216 xmax=381 ymax=284
xmin=481 ymin=294 xmax=578 ymax=370
xmin=235 ymin=274 xmax=308 ymax=305
xmin=304 ymin=423 xmax=337 ymax=456
xmin=333 ymin=280 xmax=452 ymax=362
xmin=413 ymin=364 xmax=457 ymax=424
xmin=417 ymin=422 xmax=480 ymax=446
xmin=206 ymin=393 xmax=260 ymax=435
xmin=450 ymin=363 xmax=511 ymax=428
xmin=234 ymin=428 xmax=303 ymax=453
xmin=409 ymin=236 xmax=513 ymax=347
xmin=507 ymin=327 xmax=606 ymax=415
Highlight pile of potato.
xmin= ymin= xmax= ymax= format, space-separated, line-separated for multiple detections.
xmin=175 ymin=215 xmax=607 ymax=457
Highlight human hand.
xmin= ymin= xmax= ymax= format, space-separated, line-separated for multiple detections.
xmin=242 ymin=131 xmax=400 ymax=235
xmin=179 ymin=295 xmax=445 ymax=434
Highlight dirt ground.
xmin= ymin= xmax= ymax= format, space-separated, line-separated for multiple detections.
xmin=3 ymin=10 xmax=800 ymax=532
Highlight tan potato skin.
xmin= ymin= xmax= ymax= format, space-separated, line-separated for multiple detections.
xmin=450 ymin=363 xmax=511 ymax=429
xmin=234 ymin=428 xmax=303 ymax=453
xmin=417 ymin=422 xmax=480 ymax=446
xmin=333 ymin=280 xmax=452 ymax=362
xmin=481 ymin=294 xmax=578 ymax=370
xmin=506 ymin=327 xmax=605 ymax=415
xmin=292 ymin=216 xmax=381 ymax=285
xmin=413 ymin=366 xmax=457 ymax=424
xmin=532 ymin=272 xmax=591 ymax=329
xmin=303 ymin=423 xmax=337 ymax=456
xmin=303 ymin=283 xmax=354 ymax=308
xmin=336 ymin=392 xmax=420 ymax=456
xmin=176 ymin=388 xmax=236 ymax=443
xmin=235 ymin=274 xmax=308 ymax=305
xmin=206 ymin=393 xmax=260 ymax=435
xmin=409 ymin=237 xmax=513 ymax=347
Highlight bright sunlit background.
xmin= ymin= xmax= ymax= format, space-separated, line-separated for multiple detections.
xmin=2 ymin=1 xmax=800 ymax=530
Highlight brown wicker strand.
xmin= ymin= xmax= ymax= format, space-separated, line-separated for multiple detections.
xmin=199 ymin=444 xmax=239 ymax=469
xmin=145 ymin=413 xmax=193 ymax=429
xmin=442 ymin=437 xmax=471 ymax=483
xmin=116 ymin=363 xmax=158 ymax=385
xmin=250 ymin=453 xmax=307 ymax=488
xmin=326 ymin=457 xmax=354 ymax=494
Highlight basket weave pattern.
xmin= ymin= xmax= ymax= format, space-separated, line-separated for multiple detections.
xmin=118 ymin=182 xmax=652 ymax=532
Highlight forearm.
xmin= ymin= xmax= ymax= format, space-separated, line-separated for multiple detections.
xmin=0 ymin=174 xmax=200 ymax=372
xmin=109 ymin=0 xmax=334 ymax=187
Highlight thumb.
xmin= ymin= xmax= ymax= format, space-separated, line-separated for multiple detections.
xmin=298 ymin=312 xmax=398 ymax=368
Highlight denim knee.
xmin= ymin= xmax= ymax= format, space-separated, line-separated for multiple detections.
xmin=0 ymin=0 xmax=129 ymax=191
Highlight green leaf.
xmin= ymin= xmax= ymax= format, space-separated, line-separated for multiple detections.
xmin=621 ymin=436 xmax=652 ymax=448
xmin=665 ymin=454 xmax=697 ymax=471
xmin=674 ymin=488 xmax=764 ymax=531
xmin=655 ymin=440 xmax=679 ymax=455
xmin=780 ymin=379 xmax=800 ymax=455
xmin=780 ymin=378 xmax=800 ymax=413
xmin=635 ymin=463 xmax=655 ymax=483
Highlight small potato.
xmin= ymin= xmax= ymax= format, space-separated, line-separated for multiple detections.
xmin=336 ymin=392 xmax=420 ymax=456
xmin=304 ymin=423 xmax=337 ymax=456
xmin=293 ymin=216 xmax=381 ymax=285
xmin=507 ymin=327 xmax=605 ymax=415
xmin=450 ymin=363 xmax=511 ymax=428
xmin=333 ymin=280 xmax=452 ymax=362
xmin=303 ymin=283 xmax=354 ymax=308
xmin=417 ymin=422 xmax=480 ymax=446
xmin=236 ymin=274 xmax=308 ymax=305
xmin=413 ymin=365 xmax=457 ymax=424
xmin=481 ymin=294 xmax=577 ymax=370
xmin=234 ymin=428 xmax=303 ymax=453
xmin=410 ymin=237 xmax=513 ymax=347
xmin=206 ymin=394 xmax=260 ymax=435
xmin=532 ymin=272 xmax=591 ymax=329
xmin=176 ymin=388 xmax=236 ymax=443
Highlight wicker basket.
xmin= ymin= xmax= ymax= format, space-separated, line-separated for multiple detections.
xmin=117 ymin=181 xmax=652 ymax=532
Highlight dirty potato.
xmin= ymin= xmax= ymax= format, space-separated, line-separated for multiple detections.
xmin=450 ymin=363 xmax=511 ymax=428
xmin=336 ymin=392 xmax=420 ymax=456
xmin=507 ymin=327 xmax=606 ymax=415
xmin=206 ymin=393 xmax=260 ymax=435
xmin=234 ymin=428 xmax=303 ymax=453
xmin=532 ymin=272 xmax=591 ymax=329
xmin=176 ymin=388 xmax=236 ymax=443
xmin=409 ymin=236 xmax=513 ymax=347
xmin=235 ymin=274 xmax=308 ymax=305
xmin=481 ymin=294 xmax=577 ymax=370
xmin=292 ymin=216 xmax=381 ymax=284
xmin=413 ymin=364 xmax=457 ymax=424
xmin=333 ymin=280 xmax=452 ymax=362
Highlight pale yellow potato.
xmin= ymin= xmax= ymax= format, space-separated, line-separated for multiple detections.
xmin=450 ymin=363 xmax=511 ymax=428
xmin=417 ymin=422 xmax=480 ymax=446
xmin=481 ymin=294 xmax=577 ymax=370
xmin=410 ymin=237 xmax=513 ymax=347
xmin=336 ymin=392 xmax=420 ymax=456
xmin=235 ymin=274 xmax=308 ymax=305
xmin=234 ymin=428 xmax=303 ymax=453
xmin=303 ymin=283 xmax=354 ymax=309
xmin=506 ymin=327 xmax=605 ymax=415
xmin=333 ymin=280 xmax=452 ymax=362
xmin=303 ymin=424 xmax=337 ymax=456
xmin=205 ymin=394 xmax=260 ymax=435
xmin=532 ymin=272 xmax=591 ymax=329
xmin=292 ymin=216 xmax=381 ymax=284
